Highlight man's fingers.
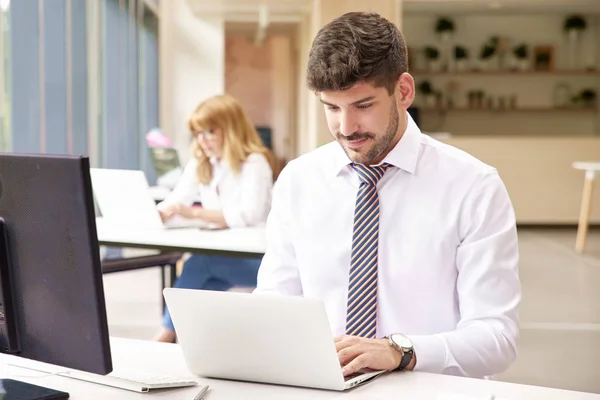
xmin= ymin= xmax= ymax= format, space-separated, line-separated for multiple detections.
xmin=342 ymin=353 xmax=370 ymax=376
xmin=337 ymin=344 xmax=363 ymax=366
xmin=334 ymin=335 xmax=359 ymax=352
xmin=334 ymin=334 xmax=350 ymax=343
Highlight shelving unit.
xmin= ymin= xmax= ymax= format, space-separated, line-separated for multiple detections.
xmin=401 ymin=2 xmax=600 ymax=226
xmin=411 ymin=69 xmax=600 ymax=76
xmin=421 ymin=107 xmax=596 ymax=113
xmin=404 ymin=10 xmax=600 ymax=136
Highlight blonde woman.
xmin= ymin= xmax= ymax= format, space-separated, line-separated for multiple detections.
xmin=155 ymin=94 xmax=275 ymax=343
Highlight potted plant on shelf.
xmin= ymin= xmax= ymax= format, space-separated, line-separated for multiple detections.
xmin=478 ymin=41 xmax=496 ymax=71
xmin=418 ymin=81 xmax=437 ymax=109
xmin=512 ymin=44 xmax=529 ymax=71
xmin=579 ymin=89 xmax=597 ymax=108
xmin=454 ymin=45 xmax=469 ymax=72
xmin=424 ymin=46 xmax=441 ymax=72
xmin=435 ymin=17 xmax=455 ymax=41
xmin=435 ymin=17 xmax=455 ymax=71
xmin=564 ymin=15 xmax=586 ymax=69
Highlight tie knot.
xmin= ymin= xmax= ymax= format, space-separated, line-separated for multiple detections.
xmin=352 ymin=163 xmax=391 ymax=186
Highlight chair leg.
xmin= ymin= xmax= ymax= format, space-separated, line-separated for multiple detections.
xmin=576 ymin=172 xmax=595 ymax=254
xmin=170 ymin=263 xmax=177 ymax=288
xmin=160 ymin=265 xmax=167 ymax=311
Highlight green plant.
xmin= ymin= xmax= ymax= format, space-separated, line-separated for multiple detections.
xmin=454 ymin=45 xmax=468 ymax=60
xmin=424 ymin=46 xmax=440 ymax=60
xmin=513 ymin=44 xmax=528 ymax=59
xmin=580 ymin=89 xmax=597 ymax=104
xmin=435 ymin=17 xmax=455 ymax=34
xmin=418 ymin=81 xmax=434 ymax=95
xmin=480 ymin=44 xmax=496 ymax=60
xmin=564 ymin=15 xmax=587 ymax=31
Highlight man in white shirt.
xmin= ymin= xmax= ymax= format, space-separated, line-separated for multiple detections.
xmin=254 ymin=12 xmax=521 ymax=379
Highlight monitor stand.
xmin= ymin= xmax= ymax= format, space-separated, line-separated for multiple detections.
xmin=0 ymin=379 xmax=69 ymax=399
xmin=0 ymin=220 xmax=69 ymax=399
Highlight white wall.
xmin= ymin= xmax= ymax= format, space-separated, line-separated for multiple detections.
xmin=403 ymin=13 xmax=600 ymax=136
xmin=160 ymin=0 xmax=225 ymax=164
xmin=440 ymin=136 xmax=600 ymax=224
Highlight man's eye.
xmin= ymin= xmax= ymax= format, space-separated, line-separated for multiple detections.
xmin=327 ymin=106 xmax=339 ymax=111
xmin=357 ymin=104 xmax=372 ymax=109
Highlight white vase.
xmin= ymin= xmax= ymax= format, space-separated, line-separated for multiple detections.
xmin=567 ymin=29 xmax=581 ymax=69
xmin=428 ymin=59 xmax=442 ymax=72
xmin=439 ymin=32 xmax=453 ymax=72
xmin=478 ymin=58 xmax=491 ymax=71
xmin=518 ymin=59 xmax=530 ymax=71
xmin=424 ymin=95 xmax=437 ymax=109
xmin=456 ymin=59 xmax=468 ymax=72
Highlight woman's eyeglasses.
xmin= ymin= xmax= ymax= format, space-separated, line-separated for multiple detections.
xmin=194 ymin=130 xmax=216 ymax=140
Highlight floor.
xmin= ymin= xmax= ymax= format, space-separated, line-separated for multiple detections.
xmin=102 ymin=228 xmax=600 ymax=395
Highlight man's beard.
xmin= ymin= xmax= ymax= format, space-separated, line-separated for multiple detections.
xmin=337 ymin=103 xmax=399 ymax=165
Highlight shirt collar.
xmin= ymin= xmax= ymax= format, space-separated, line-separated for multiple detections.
xmin=209 ymin=155 xmax=223 ymax=168
xmin=331 ymin=111 xmax=422 ymax=176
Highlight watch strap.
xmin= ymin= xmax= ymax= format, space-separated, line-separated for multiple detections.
xmin=396 ymin=347 xmax=413 ymax=371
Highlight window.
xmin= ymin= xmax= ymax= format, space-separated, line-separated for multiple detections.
xmin=98 ymin=0 xmax=159 ymax=170
xmin=0 ymin=7 xmax=10 ymax=151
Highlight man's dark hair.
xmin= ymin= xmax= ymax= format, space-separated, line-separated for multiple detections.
xmin=307 ymin=12 xmax=408 ymax=95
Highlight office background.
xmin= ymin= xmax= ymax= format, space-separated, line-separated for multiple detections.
xmin=0 ymin=0 xmax=599 ymax=395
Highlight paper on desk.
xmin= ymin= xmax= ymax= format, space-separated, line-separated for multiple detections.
xmin=436 ymin=392 xmax=510 ymax=400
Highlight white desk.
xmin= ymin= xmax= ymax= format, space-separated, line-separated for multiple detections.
xmin=572 ymin=162 xmax=600 ymax=253
xmin=3 ymin=337 xmax=599 ymax=399
xmin=95 ymin=218 xmax=266 ymax=257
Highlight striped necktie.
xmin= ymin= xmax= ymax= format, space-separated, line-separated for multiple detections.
xmin=345 ymin=163 xmax=391 ymax=339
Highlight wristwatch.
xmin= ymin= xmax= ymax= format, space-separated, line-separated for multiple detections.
xmin=386 ymin=333 xmax=414 ymax=371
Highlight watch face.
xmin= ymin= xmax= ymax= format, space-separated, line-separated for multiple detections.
xmin=392 ymin=333 xmax=413 ymax=349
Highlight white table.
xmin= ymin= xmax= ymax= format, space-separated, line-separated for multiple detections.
xmin=96 ymin=218 xmax=266 ymax=258
xmin=572 ymin=162 xmax=600 ymax=253
xmin=2 ymin=337 xmax=599 ymax=400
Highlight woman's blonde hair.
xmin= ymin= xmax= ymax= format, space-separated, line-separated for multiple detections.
xmin=188 ymin=94 xmax=276 ymax=185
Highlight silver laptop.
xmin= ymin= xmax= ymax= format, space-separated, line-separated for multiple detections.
xmin=163 ymin=288 xmax=386 ymax=391
xmin=90 ymin=168 xmax=215 ymax=230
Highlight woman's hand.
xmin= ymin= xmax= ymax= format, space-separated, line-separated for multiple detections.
xmin=158 ymin=204 xmax=200 ymax=221
xmin=159 ymin=204 xmax=228 ymax=228
xmin=171 ymin=204 xmax=201 ymax=219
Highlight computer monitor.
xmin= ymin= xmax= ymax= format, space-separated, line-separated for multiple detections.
xmin=256 ymin=126 xmax=272 ymax=149
xmin=149 ymin=147 xmax=183 ymax=189
xmin=0 ymin=153 xmax=112 ymax=398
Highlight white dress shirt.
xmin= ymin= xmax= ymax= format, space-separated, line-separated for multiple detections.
xmin=254 ymin=113 xmax=521 ymax=378
xmin=157 ymin=153 xmax=273 ymax=228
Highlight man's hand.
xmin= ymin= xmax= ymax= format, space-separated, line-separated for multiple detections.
xmin=335 ymin=335 xmax=402 ymax=376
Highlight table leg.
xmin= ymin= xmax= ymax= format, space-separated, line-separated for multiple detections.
xmin=575 ymin=171 xmax=596 ymax=253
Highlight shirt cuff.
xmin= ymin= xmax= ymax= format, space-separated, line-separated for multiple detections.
xmin=222 ymin=208 xmax=245 ymax=229
xmin=406 ymin=333 xmax=448 ymax=374
xmin=156 ymin=201 xmax=168 ymax=211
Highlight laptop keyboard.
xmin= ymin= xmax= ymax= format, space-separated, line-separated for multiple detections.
xmin=344 ymin=372 xmax=364 ymax=381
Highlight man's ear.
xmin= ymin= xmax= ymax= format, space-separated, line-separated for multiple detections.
xmin=396 ymin=73 xmax=415 ymax=107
